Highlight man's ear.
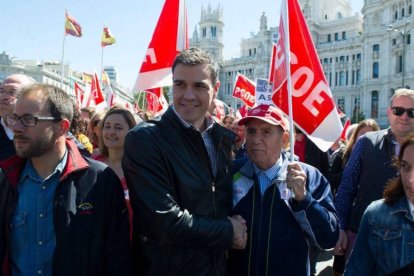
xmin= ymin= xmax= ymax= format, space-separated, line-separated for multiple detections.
xmin=281 ymin=131 xmax=290 ymax=149
xmin=59 ymin=119 xmax=71 ymax=136
xmin=213 ymin=81 xmax=220 ymax=99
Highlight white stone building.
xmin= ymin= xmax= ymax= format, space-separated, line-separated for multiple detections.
xmin=190 ymin=0 xmax=414 ymax=127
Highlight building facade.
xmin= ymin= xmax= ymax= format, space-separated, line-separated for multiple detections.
xmin=190 ymin=0 xmax=414 ymax=127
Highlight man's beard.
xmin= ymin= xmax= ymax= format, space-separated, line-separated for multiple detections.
xmin=14 ymin=132 xmax=57 ymax=158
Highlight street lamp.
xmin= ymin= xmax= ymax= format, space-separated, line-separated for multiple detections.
xmin=387 ymin=20 xmax=412 ymax=88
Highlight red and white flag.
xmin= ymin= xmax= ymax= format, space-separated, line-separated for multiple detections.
xmin=232 ymin=73 xmax=256 ymax=108
xmin=145 ymin=88 xmax=169 ymax=117
xmin=86 ymin=72 xmax=107 ymax=110
xmin=270 ymin=0 xmax=343 ymax=152
xmin=74 ymin=82 xmax=84 ymax=108
xmin=236 ymin=105 xmax=249 ymax=120
xmin=133 ymin=0 xmax=188 ymax=92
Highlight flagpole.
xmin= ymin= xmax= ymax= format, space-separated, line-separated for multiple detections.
xmin=101 ymin=25 xmax=105 ymax=76
xmin=284 ymin=0 xmax=295 ymax=162
xmin=60 ymin=10 xmax=67 ymax=88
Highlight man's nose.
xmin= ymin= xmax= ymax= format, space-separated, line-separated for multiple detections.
xmin=183 ymin=87 xmax=196 ymax=100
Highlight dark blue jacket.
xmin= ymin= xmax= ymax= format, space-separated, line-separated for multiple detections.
xmin=228 ymin=154 xmax=339 ymax=276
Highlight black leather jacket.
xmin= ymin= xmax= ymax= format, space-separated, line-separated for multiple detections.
xmin=123 ymin=107 xmax=235 ymax=276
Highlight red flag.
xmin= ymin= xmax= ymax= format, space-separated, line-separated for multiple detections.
xmin=87 ymin=72 xmax=107 ymax=110
xmin=133 ymin=0 xmax=188 ymax=91
xmin=340 ymin=119 xmax=351 ymax=141
xmin=65 ymin=11 xmax=82 ymax=37
xmin=232 ymin=73 xmax=256 ymax=108
xmin=74 ymin=82 xmax=84 ymax=107
xmin=145 ymin=88 xmax=169 ymax=117
xmin=236 ymin=105 xmax=249 ymax=120
xmin=271 ymin=0 xmax=342 ymax=152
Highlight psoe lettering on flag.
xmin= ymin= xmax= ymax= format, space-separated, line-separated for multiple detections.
xmin=270 ymin=0 xmax=343 ymax=152
xmin=132 ymin=0 xmax=188 ymax=92
xmin=65 ymin=11 xmax=82 ymax=37
xmin=232 ymin=73 xmax=256 ymax=108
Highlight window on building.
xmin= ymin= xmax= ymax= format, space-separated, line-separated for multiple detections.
xmin=336 ymin=57 xmax=339 ymax=62
xmin=342 ymin=31 xmax=346 ymax=39
xmin=372 ymin=62 xmax=379 ymax=78
xmin=202 ymin=27 xmax=207 ymax=37
xmin=371 ymin=91 xmax=379 ymax=118
xmin=373 ymin=44 xmax=380 ymax=53
xmin=335 ymin=33 xmax=339 ymax=41
xmin=325 ymin=14 xmax=328 ymax=19
xmin=352 ymin=54 xmax=355 ymax=60
xmin=340 ymin=56 xmax=345 ymax=62
xmin=330 ymin=58 xmax=332 ymax=63
xmin=324 ymin=58 xmax=328 ymax=63
xmin=337 ymin=98 xmax=345 ymax=113
xmin=254 ymin=48 xmax=257 ymax=55
xmin=352 ymin=70 xmax=355 ymax=85
xmin=402 ymin=8 xmax=405 ymax=17
xmin=249 ymin=49 xmax=252 ymax=56
xmin=395 ymin=10 xmax=398 ymax=20
xmin=329 ymin=72 xmax=332 ymax=85
xmin=227 ymin=83 xmax=231 ymax=95
xmin=356 ymin=70 xmax=361 ymax=84
xmin=407 ymin=34 xmax=411 ymax=45
xmin=393 ymin=38 xmax=397 ymax=45
xmin=356 ymin=53 xmax=361 ymax=60
xmin=397 ymin=53 xmax=403 ymax=73
xmin=337 ymin=12 xmax=342 ymax=19
xmin=327 ymin=34 xmax=331 ymax=42
xmin=346 ymin=71 xmax=349 ymax=85
xmin=346 ymin=55 xmax=349 ymax=61
xmin=353 ymin=96 xmax=361 ymax=120
xmin=335 ymin=72 xmax=338 ymax=86
xmin=211 ymin=27 xmax=217 ymax=37
xmin=339 ymin=71 xmax=345 ymax=85
xmin=409 ymin=5 xmax=412 ymax=15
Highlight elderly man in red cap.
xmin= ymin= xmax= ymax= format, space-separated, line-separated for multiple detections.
xmin=228 ymin=104 xmax=339 ymax=276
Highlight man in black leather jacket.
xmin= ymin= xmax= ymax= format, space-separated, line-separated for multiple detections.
xmin=123 ymin=48 xmax=247 ymax=275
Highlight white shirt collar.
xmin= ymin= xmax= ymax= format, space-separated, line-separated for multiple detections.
xmin=1 ymin=117 xmax=13 ymax=140
xmin=408 ymin=198 xmax=414 ymax=217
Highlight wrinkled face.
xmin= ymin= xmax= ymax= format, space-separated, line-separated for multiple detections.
xmin=172 ymin=64 xmax=219 ymax=130
xmin=12 ymin=92 xmax=60 ymax=158
xmin=388 ymin=95 xmax=414 ymax=138
xmin=400 ymin=144 xmax=414 ymax=204
xmin=102 ymin=113 xmax=130 ymax=150
xmin=245 ymin=119 xmax=288 ymax=170
xmin=0 ymin=81 xmax=20 ymax=117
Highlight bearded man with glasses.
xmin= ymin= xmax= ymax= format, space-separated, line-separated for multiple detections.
xmin=0 ymin=83 xmax=131 ymax=276
xmin=0 ymin=74 xmax=35 ymax=161
xmin=334 ymin=88 xmax=414 ymax=272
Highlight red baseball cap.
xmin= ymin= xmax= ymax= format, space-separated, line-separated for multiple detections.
xmin=238 ymin=104 xmax=289 ymax=132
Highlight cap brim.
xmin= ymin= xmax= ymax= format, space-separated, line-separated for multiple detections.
xmin=238 ymin=116 xmax=282 ymax=128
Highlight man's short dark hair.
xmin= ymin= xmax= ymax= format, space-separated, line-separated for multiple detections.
xmin=172 ymin=48 xmax=219 ymax=84
xmin=20 ymin=83 xmax=74 ymax=123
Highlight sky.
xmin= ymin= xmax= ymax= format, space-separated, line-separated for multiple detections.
xmin=0 ymin=0 xmax=363 ymax=90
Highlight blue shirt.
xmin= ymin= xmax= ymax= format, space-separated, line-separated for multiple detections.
xmin=253 ymin=156 xmax=282 ymax=195
xmin=10 ymin=151 xmax=68 ymax=276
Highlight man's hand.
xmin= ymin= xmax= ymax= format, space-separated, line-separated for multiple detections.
xmin=333 ymin=229 xmax=348 ymax=255
xmin=286 ymin=162 xmax=307 ymax=201
xmin=228 ymin=215 xmax=247 ymax=249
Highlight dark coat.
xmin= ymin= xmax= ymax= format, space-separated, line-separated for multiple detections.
xmin=122 ymin=107 xmax=235 ymax=276
xmin=0 ymin=139 xmax=131 ymax=276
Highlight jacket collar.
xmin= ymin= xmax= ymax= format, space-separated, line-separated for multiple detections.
xmin=0 ymin=138 xmax=88 ymax=187
xmin=390 ymin=197 xmax=414 ymax=221
xmin=239 ymin=152 xmax=289 ymax=181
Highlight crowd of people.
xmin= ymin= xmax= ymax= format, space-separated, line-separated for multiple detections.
xmin=0 ymin=48 xmax=414 ymax=275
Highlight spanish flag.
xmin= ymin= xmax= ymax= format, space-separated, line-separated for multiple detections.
xmin=65 ymin=11 xmax=82 ymax=37
xmin=101 ymin=27 xmax=116 ymax=47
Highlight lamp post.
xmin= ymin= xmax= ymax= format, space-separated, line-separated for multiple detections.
xmin=387 ymin=20 xmax=412 ymax=88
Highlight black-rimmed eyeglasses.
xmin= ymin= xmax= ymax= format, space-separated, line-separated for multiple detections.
xmin=391 ymin=107 xmax=414 ymax=118
xmin=6 ymin=114 xmax=61 ymax=127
